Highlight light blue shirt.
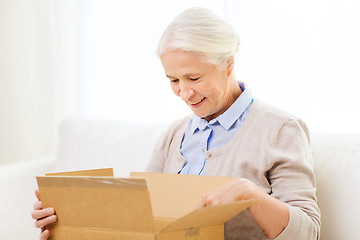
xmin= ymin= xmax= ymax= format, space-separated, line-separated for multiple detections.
xmin=179 ymin=82 xmax=253 ymax=175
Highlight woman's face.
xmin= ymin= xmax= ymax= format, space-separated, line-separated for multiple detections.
xmin=160 ymin=50 xmax=238 ymax=121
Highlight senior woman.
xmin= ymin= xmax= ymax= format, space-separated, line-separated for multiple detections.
xmin=32 ymin=7 xmax=320 ymax=240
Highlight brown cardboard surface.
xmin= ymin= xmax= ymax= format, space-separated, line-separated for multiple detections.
xmin=49 ymin=226 xmax=155 ymax=240
xmin=37 ymin=176 xmax=154 ymax=234
xmin=37 ymin=169 xmax=258 ymax=240
xmin=153 ymin=217 xmax=174 ymax=232
xmin=45 ymin=168 xmax=114 ymax=176
xmin=130 ymin=172 xmax=237 ymax=219
xmin=161 ymin=200 xmax=258 ymax=232
xmin=157 ymin=225 xmax=224 ymax=240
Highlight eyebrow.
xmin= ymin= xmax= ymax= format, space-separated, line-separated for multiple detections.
xmin=166 ymin=73 xmax=201 ymax=79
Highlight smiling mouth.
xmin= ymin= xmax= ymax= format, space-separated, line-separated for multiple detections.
xmin=189 ymin=97 xmax=206 ymax=105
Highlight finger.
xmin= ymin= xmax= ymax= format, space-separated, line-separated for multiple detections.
xmin=32 ymin=208 xmax=55 ymax=221
xmin=39 ymin=229 xmax=50 ymax=240
xmin=197 ymin=199 xmax=206 ymax=209
xmin=35 ymin=215 xmax=57 ymax=229
xmin=33 ymin=200 xmax=42 ymax=211
xmin=198 ymin=194 xmax=214 ymax=208
xmin=35 ymin=189 xmax=41 ymax=201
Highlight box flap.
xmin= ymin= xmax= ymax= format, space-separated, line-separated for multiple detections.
xmin=153 ymin=218 xmax=174 ymax=232
xmin=37 ymin=176 xmax=154 ymax=233
xmin=49 ymin=225 xmax=156 ymax=240
xmin=161 ymin=200 xmax=258 ymax=232
xmin=130 ymin=172 xmax=237 ymax=219
xmin=45 ymin=168 xmax=114 ymax=176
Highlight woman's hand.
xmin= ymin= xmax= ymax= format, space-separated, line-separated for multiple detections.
xmin=31 ymin=189 xmax=57 ymax=240
xmin=197 ymin=178 xmax=289 ymax=239
xmin=197 ymin=178 xmax=264 ymax=208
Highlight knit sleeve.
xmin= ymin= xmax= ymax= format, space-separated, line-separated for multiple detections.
xmin=145 ymin=131 xmax=167 ymax=173
xmin=269 ymin=119 xmax=321 ymax=240
xmin=145 ymin=116 xmax=190 ymax=173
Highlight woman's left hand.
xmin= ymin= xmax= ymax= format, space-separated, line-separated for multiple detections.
xmin=197 ymin=178 xmax=289 ymax=239
xmin=197 ymin=178 xmax=265 ymax=208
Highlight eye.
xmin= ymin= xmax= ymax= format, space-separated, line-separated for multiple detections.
xmin=189 ymin=77 xmax=200 ymax=81
xmin=170 ymin=79 xmax=179 ymax=83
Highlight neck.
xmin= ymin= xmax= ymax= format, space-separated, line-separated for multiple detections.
xmin=228 ymin=75 xmax=242 ymax=103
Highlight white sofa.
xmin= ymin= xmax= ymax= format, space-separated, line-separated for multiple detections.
xmin=1 ymin=117 xmax=359 ymax=239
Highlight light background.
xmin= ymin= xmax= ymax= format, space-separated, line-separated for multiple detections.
xmin=1 ymin=0 xmax=359 ymax=165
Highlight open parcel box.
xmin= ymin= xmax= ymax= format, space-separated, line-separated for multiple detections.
xmin=37 ymin=169 xmax=257 ymax=240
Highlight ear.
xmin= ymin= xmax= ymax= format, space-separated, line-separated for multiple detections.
xmin=226 ymin=57 xmax=234 ymax=77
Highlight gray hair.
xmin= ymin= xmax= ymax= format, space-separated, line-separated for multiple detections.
xmin=157 ymin=7 xmax=239 ymax=69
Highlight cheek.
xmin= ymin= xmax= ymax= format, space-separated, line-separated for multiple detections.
xmin=171 ymin=84 xmax=180 ymax=96
xmin=204 ymin=86 xmax=222 ymax=102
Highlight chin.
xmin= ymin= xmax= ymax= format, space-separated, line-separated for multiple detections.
xmin=193 ymin=112 xmax=210 ymax=120
xmin=190 ymin=108 xmax=213 ymax=120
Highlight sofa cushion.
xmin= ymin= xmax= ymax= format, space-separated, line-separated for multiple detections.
xmin=53 ymin=117 xmax=169 ymax=177
xmin=311 ymin=132 xmax=360 ymax=240
xmin=53 ymin=118 xmax=360 ymax=239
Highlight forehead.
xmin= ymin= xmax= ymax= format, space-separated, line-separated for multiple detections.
xmin=160 ymin=50 xmax=215 ymax=77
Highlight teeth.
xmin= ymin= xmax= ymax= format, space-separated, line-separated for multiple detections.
xmin=190 ymin=97 xmax=205 ymax=105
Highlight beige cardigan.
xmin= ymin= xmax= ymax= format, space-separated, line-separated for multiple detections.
xmin=146 ymin=99 xmax=320 ymax=240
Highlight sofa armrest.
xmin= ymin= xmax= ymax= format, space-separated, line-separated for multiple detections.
xmin=311 ymin=132 xmax=360 ymax=240
xmin=0 ymin=156 xmax=56 ymax=239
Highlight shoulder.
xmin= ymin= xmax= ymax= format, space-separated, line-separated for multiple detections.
xmin=146 ymin=115 xmax=191 ymax=172
xmin=154 ymin=115 xmax=191 ymax=149
xmin=251 ymin=99 xmax=298 ymax=122
xmin=166 ymin=115 xmax=191 ymax=137
xmin=246 ymin=99 xmax=310 ymax=142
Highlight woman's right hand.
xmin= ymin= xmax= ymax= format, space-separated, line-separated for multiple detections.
xmin=31 ymin=189 xmax=57 ymax=240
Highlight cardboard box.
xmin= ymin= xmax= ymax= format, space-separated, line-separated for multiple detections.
xmin=37 ymin=169 xmax=257 ymax=240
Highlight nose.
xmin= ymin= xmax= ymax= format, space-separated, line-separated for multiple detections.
xmin=179 ymin=82 xmax=195 ymax=101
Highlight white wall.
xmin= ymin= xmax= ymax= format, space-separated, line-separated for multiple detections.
xmin=82 ymin=0 xmax=360 ymax=134
xmin=0 ymin=0 xmax=55 ymax=165
xmin=1 ymin=0 xmax=359 ymax=165
xmin=0 ymin=0 xmax=86 ymax=165
xmin=80 ymin=0 xmax=226 ymax=124
xmin=226 ymin=0 xmax=360 ymax=134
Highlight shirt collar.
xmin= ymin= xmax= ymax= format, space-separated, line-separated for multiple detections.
xmin=189 ymin=82 xmax=253 ymax=133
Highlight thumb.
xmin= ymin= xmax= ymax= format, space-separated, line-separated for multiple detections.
xmin=35 ymin=189 xmax=41 ymax=201
xmin=197 ymin=196 xmax=207 ymax=209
